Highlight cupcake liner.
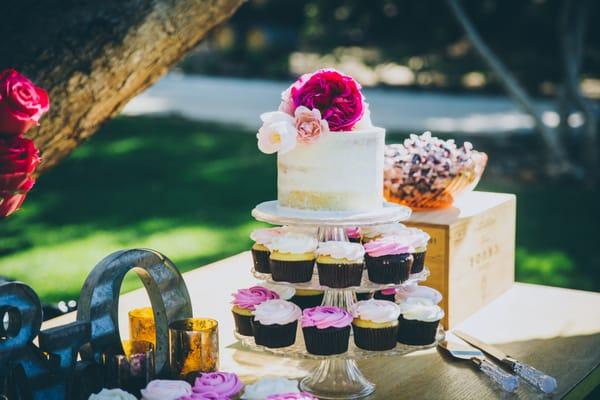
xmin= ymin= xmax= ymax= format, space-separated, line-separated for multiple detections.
xmin=316 ymin=262 xmax=364 ymax=288
xmin=397 ymin=316 xmax=440 ymax=345
xmin=232 ymin=311 xmax=254 ymax=336
xmin=251 ymin=248 xmax=271 ymax=273
xmin=290 ymin=293 xmax=324 ymax=310
xmin=348 ymin=237 xmax=361 ymax=244
xmin=252 ymin=320 xmax=298 ymax=348
xmin=356 ymin=292 xmax=373 ymax=301
xmin=353 ymin=323 xmax=399 ymax=351
xmin=365 ymin=253 xmax=414 ymax=284
xmin=302 ymin=326 xmax=351 ymax=355
xmin=373 ymin=291 xmax=396 ymax=302
xmin=411 ymin=250 xmax=427 ymax=274
xmin=270 ymin=258 xmax=315 ymax=283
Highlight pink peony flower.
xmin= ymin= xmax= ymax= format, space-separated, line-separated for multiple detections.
xmin=290 ymin=69 xmax=364 ymax=132
xmin=294 ymin=106 xmax=328 ymax=144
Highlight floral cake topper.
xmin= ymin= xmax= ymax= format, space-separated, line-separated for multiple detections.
xmin=257 ymin=69 xmax=371 ymax=154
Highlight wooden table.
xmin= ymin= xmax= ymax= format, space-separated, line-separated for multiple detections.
xmin=44 ymin=252 xmax=600 ymax=399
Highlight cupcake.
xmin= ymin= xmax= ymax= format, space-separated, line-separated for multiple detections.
xmin=140 ymin=380 xmax=192 ymax=400
xmin=396 ymin=227 xmax=430 ymax=273
xmin=345 ymin=227 xmax=362 ymax=243
xmin=351 ymin=299 xmax=401 ymax=351
xmin=231 ymin=286 xmax=279 ymax=336
xmin=361 ymin=223 xmax=407 ymax=243
xmin=88 ymin=388 xmax=136 ymax=400
xmin=268 ymin=233 xmax=318 ymax=283
xmin=397 ymin=298 xmax=444 ymax=345
xmin=290 ymin=289 xmax=324 ymax=310
xmin=252 ymin=299 xmax=301 ymax=348
xmin=364 ymin=236 xmax=414 ymax=284
xmin=315 ymin=241 xmax=365 ymax=288
xmin=355 ymin=291 xmax=373 ymax=301
xmin=301 ymin=306 xmax=352 ymax=356
xmin=250 ymin=227 xmax=285 ymax=273
xmin=396 ymin=285 xmax=442 ymax=304
xmin=373 ymin=288 xmax=396 ymax=302
xmin=266 ymin=393 xmax=318 ymax=400
xmin=191 ymin=371 xmax=244 ymax=400
xmin=242 ymin=377 xmax=299 ymax=400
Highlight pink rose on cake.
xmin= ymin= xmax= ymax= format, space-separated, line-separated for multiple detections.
xmin=294 ymin=106 xmax=328 ymax=144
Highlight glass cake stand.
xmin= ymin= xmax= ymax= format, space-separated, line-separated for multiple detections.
xmin=239 ymin=201 xmax=444 ymax=399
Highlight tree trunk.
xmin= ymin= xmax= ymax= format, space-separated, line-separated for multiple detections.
xmin=0 ymin=0 xmax=245 ymax=172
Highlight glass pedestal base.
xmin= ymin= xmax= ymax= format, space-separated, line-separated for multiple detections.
xmin=300 ymin=359 xmax=375 ymax=399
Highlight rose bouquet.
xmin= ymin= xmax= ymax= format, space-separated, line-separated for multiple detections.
xmin=0 ymin=68 xmax=49 ymax=218
xmin=257 ymin=69 xmax=371 ymax=154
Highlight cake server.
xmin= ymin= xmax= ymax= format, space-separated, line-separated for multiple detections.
xmin=438 ymin=340 xmax=520 ymax=392
xmin=454 ymin=330 xmax=558 ymax=394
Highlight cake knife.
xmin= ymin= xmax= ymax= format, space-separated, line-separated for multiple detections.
xmin=454 ymin=331 xmax=558 ymax=393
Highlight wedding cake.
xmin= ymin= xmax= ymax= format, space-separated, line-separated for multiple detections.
xmin=257 ymin=69 xmax=385 ymax=212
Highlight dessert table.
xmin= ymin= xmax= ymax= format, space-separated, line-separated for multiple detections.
xmin=43 ymin=252 xmax=600 ymax=399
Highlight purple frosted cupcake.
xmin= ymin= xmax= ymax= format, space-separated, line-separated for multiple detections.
xmin=373 ymin=288 xmax=396 ymax=302
xmin=250 ymin=227 xmax=286 ymax=273
xmin=315 ymin=241 xmax=365 ymax=288
xmin=364 ymin=236 xmax=414 ymax=284
xmin=301 ymin=306 xmax=352 ymax=355
xmin=345 ymin=227 xmax=362 ymax=243
xmin=252 ymin=299 xmax=302 ymax=348
xmin=189 ymin=371 xmax=244 ymax=400
xmin=268 ymin=233 xmax=318 ymax=283
xmin=266 ymin=393 xmax=318 ymax=400
xmin=231 ymin=286 xmax=279 ymax=336
xmin=397 ymin=298 xmax=444 ymax=345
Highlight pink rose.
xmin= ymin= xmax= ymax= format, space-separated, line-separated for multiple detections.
xmin=0 ymin=69 xmax=50 ymax=135
xmin=294 ymin=106 xmax=329 ymax=144
xmin=0 ymin=135 xmax=40 ymax=217
xmin=291 ymin=69 xmax=364 ymax=132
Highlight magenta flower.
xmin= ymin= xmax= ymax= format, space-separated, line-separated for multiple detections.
xmin=290 ymin=69 xmax=364 ymax=132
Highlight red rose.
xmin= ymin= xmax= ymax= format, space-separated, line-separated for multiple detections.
xmin=0 ymin=68 xmax=50 ymax=135
xmin=0 ymin=135 xmax=40 ymax=217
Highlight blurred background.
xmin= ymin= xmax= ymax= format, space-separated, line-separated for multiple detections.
xmin=0 ymin=0 xmax=598 ymax=316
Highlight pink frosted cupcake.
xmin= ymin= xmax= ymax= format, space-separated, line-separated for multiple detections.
xmin=189 ymin=371 xmax=244 ymax=400
xmin=231 ymin=286 xmax=279 ymax=336
xmin=301 ymin=306 xmax=352 ymax=355
xmin=364 ymin=236 xmax=414 ymax=284
xmin=266 ymin=393 xmax=318 ymax=400
xmin=345 ymin=227 xmax=362 ymax=243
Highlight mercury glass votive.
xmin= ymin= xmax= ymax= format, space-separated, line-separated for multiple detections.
xmin=169 ymin=318 xmax=219 ymax=382
xmin=104 ymin=340 xmax=155 ymax=395
xmin=128 ymin=307 xmax=155 ymax=345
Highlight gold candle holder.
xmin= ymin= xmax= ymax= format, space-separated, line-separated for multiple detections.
xmin=104 ymin=340 xmax=155 ymax=395
xmin=169 ymin=318 xmax=219 ymax=381
xmin=129 ymin=307 xmax=155 ymax=345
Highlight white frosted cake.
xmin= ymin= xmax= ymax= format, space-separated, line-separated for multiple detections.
xmin=257 ymin=68 xmax=384 ymax=212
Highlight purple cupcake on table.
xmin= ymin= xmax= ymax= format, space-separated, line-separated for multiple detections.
xmin=266 ymin=393 xmax=318 ymax=400
xmin=232 ymin=286 xmax=279 ymax=336
xmin=301 ymin=306 xmax=353 ymax=355
xmin=363 ymin=236 xmax=414 ymax=284
xmin=188 ymin=371 xmax=244 ymax=400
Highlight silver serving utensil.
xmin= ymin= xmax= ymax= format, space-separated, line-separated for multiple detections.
xmin=455 ymin=331 xmax=558 ymax=394
xmin=439 ymin=340 xmax=520 ymax=393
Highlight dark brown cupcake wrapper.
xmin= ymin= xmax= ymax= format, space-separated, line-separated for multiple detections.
xmin=373 ymin=291 xmax=396 ymax=302
xmin=397 ymin=315 xmax=440 ymax=345
xmin=348 ymin=237 xmax=361 ymax=244
xmin=316 ymin=262 xmax=364 ymax=288
xmin=365 ymin=253 xmax=414 ymax=284
xmin=356 ymin=292 xmax=373 ymax=301
xmin=411 ymin=250 xmax=426 ymax=274
xmin=252 ymin=320 xmax=298 ymax=348
xmin=232 ymin=311 xmax=254 ymax=336
xmin=270 ymin=258 xmax=315 ymax=283
xmin=290 ymin=293 xmax=324 ymax=310
xmin=251 ymin=248 xmax=271 ymax=273
xmin=353 ymin=323 xmax=399 ymax=351
xmin=302 ymin=326 xmax=351 ymax=355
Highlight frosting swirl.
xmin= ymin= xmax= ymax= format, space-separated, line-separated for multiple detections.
xmin=88 ymin=388 xmax=136 ymax=400
xmin=253 ymin=299 xmax=302 ymax=325
xmin=352 ymin=299 xmax=401 ymax=323
xmin=399 ymin=297 xmax=444 ymax=322
xmin=260 ymin=283 xmax=296 ymax=300
xmin=266 ymin=393 xmax=318 ymax=400
xmin=345 ymin=227 xmax=361 ymax=239
xmin=267 ymin=233 xmax=318 ymax=254
xmin=316 ymin=241 xmax=365 ymax=262
xmin=251 ymin=227 xmax=286 ymax=245
xmin=232 ymin=286 xmax=280 ymax=310
xmin=179 ymin=392 xmax=229 ymax=400
xmin=192 ymin=371 xmax=244 ymax=399
xmin=363 ymin=236 xmax=414 ymax=257
xmin=301 ymin=306 xmax=353 ymax=329
xmin=396 ymin=285 xmax=442 ymax=304
xmin=361 ymin=223 xmax=407 ymax=240
xmin=394 ymin=227 xmax=430 ymax=249
xmin=242 ymin=377 xmax=299 ymax=400
xmin=140 ymin=379 xmax=192 ymax=400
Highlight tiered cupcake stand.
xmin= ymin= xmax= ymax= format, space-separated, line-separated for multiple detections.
xmin=234 ymin=200 xmax=445 ymax=399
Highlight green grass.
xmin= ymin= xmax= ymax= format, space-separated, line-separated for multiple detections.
xmin=0 ymin=116 xmax=598 ymax=303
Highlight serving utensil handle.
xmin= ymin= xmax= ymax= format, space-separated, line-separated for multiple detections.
xmin=475 ymin=358 xmax=519 ymax=393
xmin=510 ymin=359 xmax=557 ymax=394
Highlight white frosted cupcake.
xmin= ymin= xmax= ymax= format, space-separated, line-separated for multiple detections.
xmin=140 ymin=380 xmax=192 ymax=400
xmin=396 ymin=284 xmax=442 ymax=304
xmin=397 ymin=298 xmax=444 ymax=345
xmin=252 ymin=299 xmax=302 ymax=348
xmin=88 ymin=388 xmax=136 ymax=400
xmin=316 ymin=241 xmax=365 ymax=288
xmin=361 ymin=223 xmax=407 ymax=242
xmin=242 ymin=377 xmax=299 ymax=400
xmin=250 ymin=227 xmax=286 ymax=273
xmin=394 ymin=227 xmax=430 ymax=273
xmin=351 ymin=299 xmax=401 ymax=351
xmin=268 ymin=233 xmax=318 ymax=283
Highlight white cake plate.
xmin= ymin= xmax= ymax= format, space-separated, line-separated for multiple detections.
xmin=251 ymin=200 xmax=412 ymax=227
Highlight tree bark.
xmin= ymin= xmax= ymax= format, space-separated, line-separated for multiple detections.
xmin=0 ymin=0 xmax=245 ymax=171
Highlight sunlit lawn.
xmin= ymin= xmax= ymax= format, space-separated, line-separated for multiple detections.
xmin=0 ymin=115 xmax=598 ymax=304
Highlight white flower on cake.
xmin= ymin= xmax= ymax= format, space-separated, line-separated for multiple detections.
xmin=257 ymin=111 xmax=297 ymax=154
